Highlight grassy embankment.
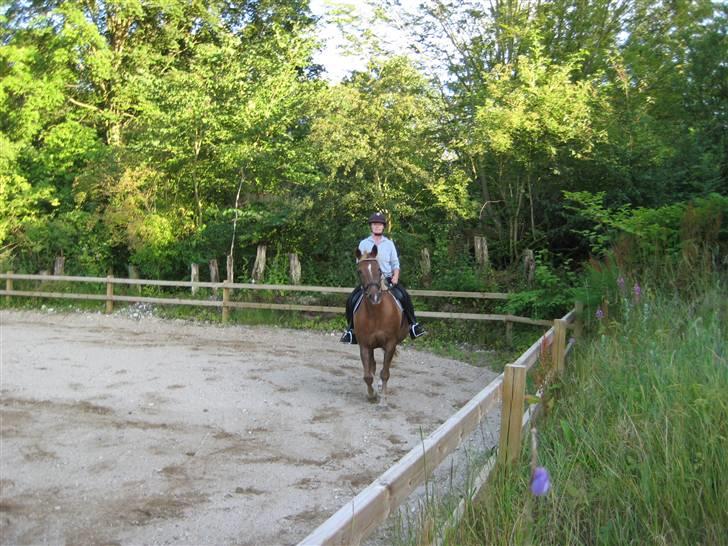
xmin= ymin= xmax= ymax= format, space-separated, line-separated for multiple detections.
xmin=437 ymin=279 xmax=728 ymax=545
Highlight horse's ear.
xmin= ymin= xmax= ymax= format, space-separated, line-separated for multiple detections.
xmin=355 ymin=248 xmax=362 ymax=259
xmin=370 ymin=245 xmax=378 ymax=257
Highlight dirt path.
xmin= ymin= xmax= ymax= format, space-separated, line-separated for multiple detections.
xmin=0 ymin=309 xmax=498 ymax=545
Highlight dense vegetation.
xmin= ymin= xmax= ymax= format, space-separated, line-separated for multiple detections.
xmin=2 ymin=0 xmax=725 ymax=307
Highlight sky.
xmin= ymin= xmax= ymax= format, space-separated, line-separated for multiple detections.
xmin=308 ymin=0 xmax=422 ymax=83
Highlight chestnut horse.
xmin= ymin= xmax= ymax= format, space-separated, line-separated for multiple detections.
xmin=353 ymin=246 xmax=408 ymax=402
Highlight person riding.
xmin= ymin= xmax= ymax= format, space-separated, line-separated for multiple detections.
xmin=340 ymin=212 xmax=426 ymax=344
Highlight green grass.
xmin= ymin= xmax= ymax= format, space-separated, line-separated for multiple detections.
xmin=443 ymin=282 xmax=728 ymax=545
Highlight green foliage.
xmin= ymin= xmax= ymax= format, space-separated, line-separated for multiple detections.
xmin=502 ymin=252 xmax=578 ymax=319
xmin=565 ymin=191 xmax=728 ymax=261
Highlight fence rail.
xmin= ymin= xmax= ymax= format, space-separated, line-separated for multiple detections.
xmin=0 ymin=273 xmax=550 ymax=330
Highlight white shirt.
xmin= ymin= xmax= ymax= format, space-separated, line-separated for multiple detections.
xmin=358 ymin=235 xmax=400 ymax=278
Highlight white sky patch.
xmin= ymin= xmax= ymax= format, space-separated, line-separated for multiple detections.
xmin=309 ymin=0 xmax=425 ymax=83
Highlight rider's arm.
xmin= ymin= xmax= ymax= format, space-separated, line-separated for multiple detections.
xmin=389 ymin=242 xmax=401 ymax=284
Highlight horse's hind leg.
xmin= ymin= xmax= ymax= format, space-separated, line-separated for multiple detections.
xmin=360 ymin=345 xmax=377 ymax=401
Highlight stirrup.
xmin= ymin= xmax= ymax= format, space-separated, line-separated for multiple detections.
xmin=409 ymin=323 xmax=426 ymax=339
xmin=339 ymin=329 xmax=357 ymax=344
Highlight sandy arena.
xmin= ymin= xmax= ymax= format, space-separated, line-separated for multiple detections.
xmin=0 ymin=309 xmax=498 ymax=545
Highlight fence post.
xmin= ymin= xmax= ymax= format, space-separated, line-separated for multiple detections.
xmin=474 ymin=235 xmax=489 ymax=270
xmin=222 ymin=280 xmax=230 ymax=323
xmin=209 ymin=259 xmax=220 ymax=297
xmin=5 ymin=271 xmax=13 ymax=304
xmin=252 ymin=244 xmax=266 ymax=282
xmin=552 ymin=318 xmax=567 ymax=375
xmin=53 ymin=254 xmax=65 ymax=276
xmin=289 ymin=253 xmax=301 ymax=285
xmin=127 ymin=264 xmax=141 ymax=294
xmin=226 ymin=254 xmax=234 ymax=282
xmin=505 ymin=320 xmax=513 ymax=347
xmin=574 ymin=301 xmax=584 ymax=339
xmin=191 ymin=263 xmax=200 ymax=295
xmin=420 ymin=248 xmax=431 ymax=287
xmin=105 ymin=275 xmax=114 ymax=314
xmin=498 ymin=363 xmax=527 ymax=465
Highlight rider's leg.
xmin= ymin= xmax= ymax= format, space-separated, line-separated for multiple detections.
xmin=391 ymin=284 xmax=425 ymax=339
xmin=340 ymin=287 xmax=362 ymax=344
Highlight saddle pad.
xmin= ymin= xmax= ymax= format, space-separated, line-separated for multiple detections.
xmin=353 ymin=291 xmax=403 ymax=314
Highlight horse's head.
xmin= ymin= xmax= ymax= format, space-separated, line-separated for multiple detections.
xmin=356 ymin=246 xmax=386 ymax=304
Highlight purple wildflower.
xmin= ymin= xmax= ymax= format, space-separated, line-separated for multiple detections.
xmin=595 ymin=308 xmax=604 ymax=320
xmin=617 ymin=276 xmax=625 ymax=291
xmin=633 ymin=282 xmax=641 ymax=302
xmin=531 ymin=466 xmax=551 ymax=496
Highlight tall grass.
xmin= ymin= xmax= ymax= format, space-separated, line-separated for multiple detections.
xmin=447 ymin=281 xmax=728 ymax=545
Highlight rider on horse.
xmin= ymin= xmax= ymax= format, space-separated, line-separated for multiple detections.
xmin=340 ymin=212 xmax=426 ymax=344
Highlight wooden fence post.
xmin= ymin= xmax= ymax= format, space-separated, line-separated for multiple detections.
xmin=209 ymin=259 xmax=219 ymax=283
xmin=552 ymin=318 xmax=567 ymax=375
xmin=226 ymin=254 xmax=234 ymax=282
xmin=505 ymin=320 xmax=513 ymax=348
xmin=105 ymin=275 xmax=114 ymax=314
xmin=420 ymin=248 xmax=431 ymax=287
xmin=5 ymin=271 xmax=13 ymax=304
xmin=191 ymin=263 xmax=200 ymax=295
xmin=209 ymin=259 xmax=219 ymax=296
xmin=498 ymin=363 xmax=527 ymax=465
xmin=289 ymin=253 xmax=301 ymax=285
xmin=474 ymin=236 xmax=489 ymax=270
xmin=252 ymin=244 xmax=266 ymax=282
xmin=574 ymin=301 xmax=584 ymax=339
xmin=222 ymin=280 xmax=230 ymax=323
xmin=127 ymin=265 xmax=141 ymax=294
xmin=53 ymin=255 xmax=65 ymax=276
xmin=523 ymin=249 xmax=535 ymax=287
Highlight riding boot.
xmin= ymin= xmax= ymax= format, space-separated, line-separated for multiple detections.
xmin=340 ymin=287 xmax=361 ymax=344
xmin=393 ymin=285 xmax=426 ymax=339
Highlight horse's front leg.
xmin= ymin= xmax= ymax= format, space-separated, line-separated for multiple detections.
xmin=379 ymin=344 xmax=395 ymax=406
xmin=360 ymin=345 xmax=377 ymax=402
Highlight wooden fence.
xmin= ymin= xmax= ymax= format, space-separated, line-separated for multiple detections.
xmin=297 ymin=306 xmax=580 ymax=546
xmin=0 ymin=273 xmax=553 ymax=344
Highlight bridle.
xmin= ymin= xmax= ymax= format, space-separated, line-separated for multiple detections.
xmin=357 ymin=257 xmax=387 ymax=300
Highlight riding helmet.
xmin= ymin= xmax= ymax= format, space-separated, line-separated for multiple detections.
xmin=368 ymin=212 xmax=387 ymax=225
